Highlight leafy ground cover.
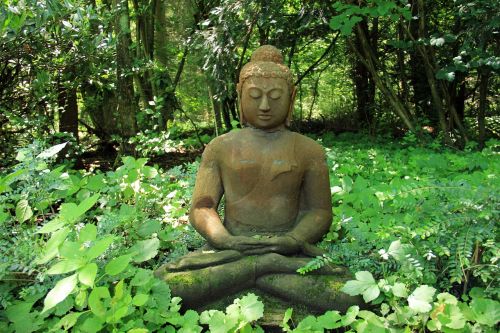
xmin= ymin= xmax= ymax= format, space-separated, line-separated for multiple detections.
xmin=0 ymin=134 xmax=498 ymax=332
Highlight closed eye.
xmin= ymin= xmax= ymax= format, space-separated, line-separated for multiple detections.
xmin=268 ymin=89 xmax=283 ymax=100
xmin=249 ymin=88 xmax=262 ymax=99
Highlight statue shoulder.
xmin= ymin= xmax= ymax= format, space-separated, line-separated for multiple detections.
xmin=292 ymin=133 xmax=326 ymax=159
xmin=202 ymin=132 xmax=237 ymax=158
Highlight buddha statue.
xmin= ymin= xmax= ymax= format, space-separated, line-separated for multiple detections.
xmin=156 ymin=45 xmax=359 ymax=312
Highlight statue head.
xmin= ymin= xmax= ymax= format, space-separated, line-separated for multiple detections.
xmin=237 ymin=45 xmax=296 ymax=131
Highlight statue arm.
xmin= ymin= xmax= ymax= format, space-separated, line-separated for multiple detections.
xmin=287 ymin=147 xmax=332 ymax=244
xmin=189 ymin=141 xmax=266 ymax=251
xmin=189 ymin=142 xmax=230 ymax=247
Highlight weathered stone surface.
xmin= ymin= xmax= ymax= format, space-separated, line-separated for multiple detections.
xmin=156 ymin=45 xmax=362 ymax=312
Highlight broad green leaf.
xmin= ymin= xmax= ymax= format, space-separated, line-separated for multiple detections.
xmin=131 ymin=237 xmax=160 ymax=263
xmin=42 ymin=273 xmax=78 ymax=313
xmin=78 ymin=263 xmax=98 ymax=287
xmin=387 ymin=240 xmax=405 ymax=260
xmin=37 ymin=217 xmax=66 ymax=233
xmin=75 ymin=289 xmax=87 ymax=308
xmin=363 ymin=285 xmax=380 ymax=303
xmin=105 ymin=254 xmax=132 ymax=275
xmin=317 ymin=310 xmax=342 ymax=329
xmin=408 ymin=285 xmax=436 ymax=313
xmin=36 ymin=142 xmax=68 ymax=159
xmin=36 ymin=227 xmax=70 ymax=264
xmin=75 ymin=194 xmax=100 ymax=217
xmin=85 ymin=235 xmax=114 ymax=259
xmin=136 ymin=219 xmax=161 ymax=237
xmin=0 ymin=168 xmax=27 ymax=194
xmin=5 ymin=301 xmax=39 ymax=333
xmin=470 ymin=298 xmax=500 ymax=327
xmin=56 ymin=312 xmax=83 ymax=331
xmin=80 ymin=315 xmax=104 ymax=332
xmin=239 ymin=293 xmax=264 ymax=322
xmin=47 ymin=259 xmax=85 ymax=275
xmin=132 ymin=293 xmax=149 ymax=306
xmin=59 ymin=241 xmax=82 ymax=259
xmin=16 ymin=199 xmax=33 ymax=223
xmin=355 ymin=271 xmax=375 ymax=283
xmin=342 ymin=280 xmax=367 ymax=296
xmin=130 ymin=268 xmax=153 ymax=286
xmin=128 ymin=329 xmax=149 ymax=333
xmin=88 ymin=287 xmax=110 ymax=318
xmin=342 ymin=305 xmax=359 ymax=326
xmin=392 ymin=282 xmax=408 ymax=298
xmin=79 ymin=224 xmax=97 ymax=242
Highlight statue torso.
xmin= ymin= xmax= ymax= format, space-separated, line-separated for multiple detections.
xmin=215 ymin=128 xmax=305 ymax=235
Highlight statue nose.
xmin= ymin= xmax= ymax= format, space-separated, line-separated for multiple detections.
xmin=259 ymin=95 xmax=270 ymax=111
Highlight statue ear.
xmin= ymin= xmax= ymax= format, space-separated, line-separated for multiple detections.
xmin=286 ymin=86 xmax=297 ymax=127
xmin=237 ymin=83 xmax=246 ymax=126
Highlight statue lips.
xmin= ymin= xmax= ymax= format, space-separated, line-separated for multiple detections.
xmin=258 ymin=114 xmax=272 ymax=120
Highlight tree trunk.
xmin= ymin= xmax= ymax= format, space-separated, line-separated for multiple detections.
xmin=352 ymin=18 xmax=375 ymax=128
xmin=113 ymin=0 xmax=138 ymax=154
xmin=408 ymin=0 xmax=433 ymax=122
xmin=478 ymin=70 xmax=489 ymax=149
xmin=152 ymin=0 xmax=178 ymax=129
xmin=351 ymin=24 xmax=417 ymax=133
xmin=58 ymin=85 xmax=79 ymax=142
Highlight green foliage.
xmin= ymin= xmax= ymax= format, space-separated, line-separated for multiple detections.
xmin=1 ymin=135 xmax=499 ymax=332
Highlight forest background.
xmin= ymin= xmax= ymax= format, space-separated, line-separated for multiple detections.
xmin=0 ymin=0 xmax=499 ymax=332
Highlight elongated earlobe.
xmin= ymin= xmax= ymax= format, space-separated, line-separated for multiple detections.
xmin=237 ymin=85 xmax=245 ymax=126
xmin=286 ymin=87 xmax=297 ymax=127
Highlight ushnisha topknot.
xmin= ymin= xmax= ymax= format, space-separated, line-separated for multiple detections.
xmin=238 ymin=45 xmax=294 ymax=91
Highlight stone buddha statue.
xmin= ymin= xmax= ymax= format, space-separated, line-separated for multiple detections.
xmin=156 ymin=45 xmax=359 ymax=312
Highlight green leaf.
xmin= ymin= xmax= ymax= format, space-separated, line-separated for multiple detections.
xmin=132 ymin=293 xmax=149 ymax=306
xmin=42 ymin=273 xmax=78 ymax=313
xmin=47 ymin=259 xmax=85 ymax=275
xmin=79 ymin=224 xmax=97 ymax=242
xmin=136 ymin=219 xmax=161 ymax=237
xmin=16 ymin=199 xmax=33 ymax=223
xmin=342 ymin=305 xmax=359 ymax=326
xmin=392 ymin=282 xmax=408 ymax=298
xmin=317 ymin=311 xmax=342 ymax=329
xmin=130 ymin=238 xmax=160 ymax=263
xmin=342 ymin=280 xmax=367 ymax=296
xmin=85 ymin=235 xmax=114 ymax=259
xmin=78 ymin=263 xmax=98 ymax=287
xmin=355 ymin=271 xmax=375 ymax=283
xmin=88 ymin=286 xmax=110 ymax=318
xmin=387 ymin=240 xmax=405 ymax=260
xmin=470 ymin=298 xmax=500 ymax=327
xmin=239 ymin=293 xmax=264 ymax=322
xmin=37 ymin=217 xmax=66 ymax=233
xmin=36 ymin=142 xmax=68 ymax=159
xmin=341 ymin=271 xmax=379 ymax=302
xmin=363 ymin=285 xmax=380 ymax=303
xmin=105 ymin=254 xmax=132 ymax=275
xmin=80 ymin=315 xmax=104 ymax=332
xmin=75 ymin=194 xmax=100 ymax=217
xmin=56 ymin=312 xmax=83 ymax=331
xmin=36 ymin=227 xmax=70 ymax=264
xmin=408 ymin=285 xmax=436 ymax=313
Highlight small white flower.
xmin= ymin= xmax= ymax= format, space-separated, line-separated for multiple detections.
xmin=379 ymin=249 xmax=389 ymax=260
xmin=425 ymin=251 xmax=436 ymax=260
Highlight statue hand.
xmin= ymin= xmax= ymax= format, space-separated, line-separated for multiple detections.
xmin=242 ymin=235 xmax=301 ymax=255
xmin=212 ymin=235 xmax=271 ymax=252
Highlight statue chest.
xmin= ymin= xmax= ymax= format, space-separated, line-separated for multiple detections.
xmin=219 ymin=141 xmax=304 ymax=198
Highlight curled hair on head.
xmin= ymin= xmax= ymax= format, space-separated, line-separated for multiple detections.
xmin=237 ymin=45 xmax=295 ymax=93
xmin=237 ymin=45 xmax=296 ymax=127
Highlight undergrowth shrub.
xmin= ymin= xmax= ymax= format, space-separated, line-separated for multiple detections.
xmin=0 ymin=134 xmax=498 ymax=332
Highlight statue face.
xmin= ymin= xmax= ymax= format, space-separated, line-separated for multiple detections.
xmin=241 ymin=77 xmax=291 ymax=131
